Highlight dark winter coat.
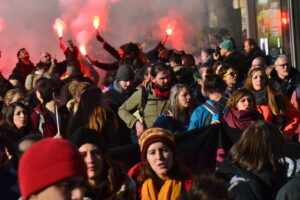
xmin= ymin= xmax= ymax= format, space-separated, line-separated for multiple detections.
xmin=269 ymin=67 xmax=300 ymax=98
xmin=276 ymin=172 xmax=300 ymax=200
xmin=217 ymin=159 xmax=287 ymax=200
xmin=242 ymin=47 xmax=266 ymax=76
xmin=12 ymin=61 xmax=35 ymax=83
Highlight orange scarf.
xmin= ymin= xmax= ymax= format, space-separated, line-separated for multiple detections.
xmin=141 ymin=178 xmax=182 ymax=200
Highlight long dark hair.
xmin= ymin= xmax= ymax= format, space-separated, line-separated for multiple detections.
xmin=96 ymin=149 xmax=130 ymax=199
xmin=2 ymin=102 xmax=30 ymax=131
xmin=229 ymin=121 xmax=285 ymax=174
xmin=1 ymin=102 xmax=33 ymax=141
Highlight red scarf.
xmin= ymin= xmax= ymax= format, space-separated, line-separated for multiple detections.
xmin=223 ymin=109 xmax=264 ymax=130
xmin=152 ymin=82 xmax=170 ymax=99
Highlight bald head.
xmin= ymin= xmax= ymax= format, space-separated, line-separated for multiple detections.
xmin=251 ymin=57 xmax=266 ymax=69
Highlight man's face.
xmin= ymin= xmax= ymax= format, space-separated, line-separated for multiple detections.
xmin=244 ymin=41 xmax=253 ymax=54
xmin=118 ymin=80 xmax=132 ymax=91
xmin=40 ymin=52 xmax=51 ymax=64
xmin=18 ymin=49 xmax=30 ymax=60
xmin=30 ymin=177 xmax=85 ymax=200
xmin=200 ymin=51 xmax=208 ymax=62
xmin=159 ymin=49 xmax=169 ymax=61
xmin=220 ymin=47 xmax=227 ymax=57
xmin=275 ymin=57 xmax=290 ymax=79
xmin=118 ymin=48 xmax=125 ymax=58
xmin=251 ymin=58 xmax=265 ymax=69
xmin=151 ymin=70 xmax=171 ymax=91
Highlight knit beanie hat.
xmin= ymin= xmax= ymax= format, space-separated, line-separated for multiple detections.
xmin=115 ymin=64 xmax=134 ymax=82
xmin=18 ymin=138 xmax=87 ymax=200
xmin=138 ymin=127 xmax=176 ymax=161
xmin=219 ymin=40 xmax=233 ymax=52
xmin=68 ymin=127 xmax=108 ymax=152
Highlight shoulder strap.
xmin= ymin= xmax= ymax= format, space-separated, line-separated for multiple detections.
xmin=139 ymin=87 xmax=149 ymax=121
xmin=202 ymin=101 xmax=219 ymax=115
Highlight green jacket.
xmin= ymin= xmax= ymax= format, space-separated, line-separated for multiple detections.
xmin=118 ymin=81 xmax=168 ymax=128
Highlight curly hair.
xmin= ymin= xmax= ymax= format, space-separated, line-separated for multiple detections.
xmin=69 ymin=80 xmax=92 ymax=100
xmin=226 ymin=88 xmax=256 ymax=110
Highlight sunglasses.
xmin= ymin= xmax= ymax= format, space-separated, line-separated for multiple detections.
xmin=223 ymin=71 xmax=238 ymax=77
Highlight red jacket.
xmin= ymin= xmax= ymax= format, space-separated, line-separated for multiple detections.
xmin=31 ymin=104 xmax=70 ymax=138
xmin=256 ymin=102 xmax=300 ymax=136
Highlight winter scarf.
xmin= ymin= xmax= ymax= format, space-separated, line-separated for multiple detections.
xmin=113 ymin=80 xmax=133 ymax=96
xmin=223 ymin=109 xmax=264 ymax=131
xmin=253 ymin=89 xmax=268 ymax=105
xmin=152 ymin=82 xmax=170 ymax=99
xmin=141 ymin=178 xmax=182 ymax=200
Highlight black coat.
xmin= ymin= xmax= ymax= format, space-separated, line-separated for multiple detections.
xmin=217 ymin=159 xmax=287 ymax=200
xmin=269 ymin=67 xmax=300 ymax=98
xmin=241 ymin=47 xmax=266 ymax=76
xmin=276 ymin=173 xmax=300 ymax=200
xmin=12 ymin=61 xmax=35 ymax=83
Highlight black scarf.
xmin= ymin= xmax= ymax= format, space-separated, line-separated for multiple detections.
xmin=253 ymin=89 xmax=268 ymax=105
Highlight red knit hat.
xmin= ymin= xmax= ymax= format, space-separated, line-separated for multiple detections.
xmin=18 ymin=138 xmax=87 ymax=200
xmin=138 ymin=127 xmax=176 ymax=161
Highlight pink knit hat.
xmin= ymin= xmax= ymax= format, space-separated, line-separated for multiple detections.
xmin=18 ymin=138 xmax=87 ymax=200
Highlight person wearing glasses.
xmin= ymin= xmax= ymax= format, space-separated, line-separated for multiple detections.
xmin=216 ymin=63 xmax=240 ymax=98
xmin=269 ymin=55 xmax=300 ymax=98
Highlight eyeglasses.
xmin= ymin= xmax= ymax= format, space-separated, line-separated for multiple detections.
xmin=223 ymin=71 xmax=238 ymax=77
xmin=276 ymin=63 xmax=289 ymax=67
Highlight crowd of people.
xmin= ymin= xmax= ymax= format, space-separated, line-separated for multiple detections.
xmin=1 ymin=28 xmax=300 ymax=200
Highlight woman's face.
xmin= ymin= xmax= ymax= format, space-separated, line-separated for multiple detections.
xmin=178 ymin=87 xmax=192 ymax=109
xmin=236 ymin=95 xmax=254 ymax=111
xmin=13 ymin=106 xmax=28 ymax=129
xmin=223 ymin=68 xmax=237 ymax=87
xmin=79 ymin=143 xmax=103 ymax=181
xmin=146 ymin=142 xmax=173 ymax=180
xmin=251 ymin=71 xmax=266 ymax=91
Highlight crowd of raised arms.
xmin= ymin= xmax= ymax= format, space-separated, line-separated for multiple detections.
xmin=1 ymin=28 xmax=300 ymax=200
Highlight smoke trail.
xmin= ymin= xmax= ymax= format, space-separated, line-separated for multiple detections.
xmin=0 ymin=0 xmax=233 ymax=83
xmin=0 ymin=18 xmax=5 ymax=32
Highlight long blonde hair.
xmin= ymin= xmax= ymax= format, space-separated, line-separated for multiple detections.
xmin=167 ymin=84 xmax=194 ymax=120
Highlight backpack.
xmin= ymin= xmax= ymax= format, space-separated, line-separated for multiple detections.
xmin=202 ymin=97 xmax=227 ymax=126
xmin=138 ymin=86 xmax=167 ymax=124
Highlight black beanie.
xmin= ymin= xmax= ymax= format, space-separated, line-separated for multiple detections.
xmin=68 ymin=127 xmax=108 ymax=152
xmin=115 ymin=64 xmax=134 ymax=82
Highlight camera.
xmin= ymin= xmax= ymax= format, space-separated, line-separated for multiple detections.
xmin=215 ymin=46 xmax=221 ymax=56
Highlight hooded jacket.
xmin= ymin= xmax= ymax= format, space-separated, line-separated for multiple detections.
xmin=118 ymin=81 xmax=169 ymax=129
